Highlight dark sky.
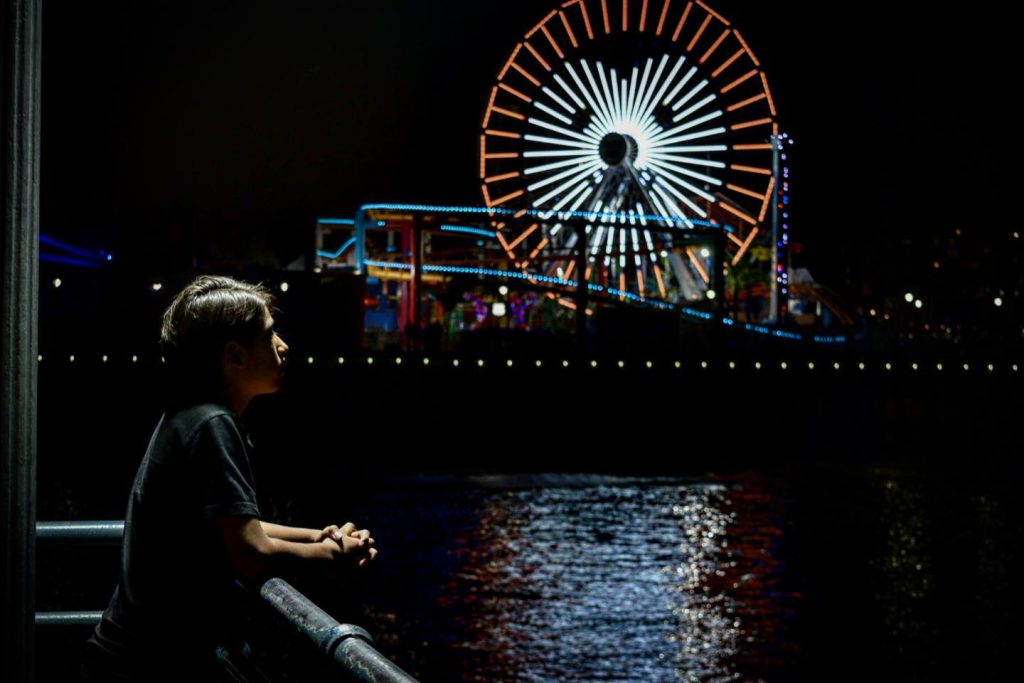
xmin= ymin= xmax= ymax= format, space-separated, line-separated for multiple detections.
xmin=41 ymin=0 xmax=1020 ymax=297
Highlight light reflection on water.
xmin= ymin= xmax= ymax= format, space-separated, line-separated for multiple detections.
xmin=368 ymin=477 xmax=797 ymax=682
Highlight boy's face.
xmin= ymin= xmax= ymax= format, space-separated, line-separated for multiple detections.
xmin=239 ymin=308 xmax=289 ymax=396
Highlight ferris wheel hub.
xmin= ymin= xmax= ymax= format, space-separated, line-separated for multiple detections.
xmin=598 ymin=132 xmax=638 ymax=167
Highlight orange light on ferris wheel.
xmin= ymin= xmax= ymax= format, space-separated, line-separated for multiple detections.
xmin=731 ymin=227 xmax=760 ymax=265
xmin=498 ymin=83 xmax=532 ymax=103
xmin=730 ymin=118 xmax=772 ymax=131
xmin=601 ymin=0 xmax=611 ymax=34
xmin=726 ymin=92 xmax=767 ymax=112
xmin=731 ymin=164 xmax=772 ymax=176
xmin=653 ymin=263 xmax=667 ymax=299
xmin=508 ymin=223 xmax=539 ymax=250
xmin=697 ymin=1 xmax=728 ymax=26
xmin=686 ymin=248 xmax=709 ymax=283
xmin=639 ymin=0 xmax=650 ymax=32
xmin=525 ymin=42 xmax=552 ymax=72
xmin=721 ymin=69 xmax=757 ymax=94
xmin=719 ymin=202 xmax=757 ymax=226
xmin=687 ymin=15 xmax=712 ymax=52
xmin=733 ymin=30 xmax=760 ymax=67
xmin=512 ymin=61 xmax=542 ymax=87
xmin=700 ymin=29 xmax=730 ymax=64
xmin=492 ymin=106 xmax=526 ymax=121
xmin=672 ymin=2 xmax=694 ymax=42
xmin=655 ymin=0 xmax=672 ymax=37
xmin=543 ymin=23 xmax=566 ymax=57
xmin=712 ymin=48 xmax=744 ymax=79
xmin=759 ymin=176 xmax=775 ymax=223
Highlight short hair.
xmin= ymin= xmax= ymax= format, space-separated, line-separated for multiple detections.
xmin=160 ymin=276 xmax=276 ymax=393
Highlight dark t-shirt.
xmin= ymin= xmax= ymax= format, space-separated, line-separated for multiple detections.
xmin=85 ymin=403 xmax=260 ymax=678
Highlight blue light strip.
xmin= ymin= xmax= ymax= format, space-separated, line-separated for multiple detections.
xmin=440 ymin=225 xmax=497 ymax=238
xmin=317 ymin=218 xmax=387 ymax=227
xmin=317 ymin=237 xmax=357 ymax=260
xmin=360 ymin=203 xmax=723 ymax=230
xmin=40 ymin=253 xmax=104 ymax=269
xmin=40 ymin=234 xmax=109 ymax=262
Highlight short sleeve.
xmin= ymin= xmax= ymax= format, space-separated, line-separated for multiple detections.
xmin=190 ymin=414 xmax=261 ymax=519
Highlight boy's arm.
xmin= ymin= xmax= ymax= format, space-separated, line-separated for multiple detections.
xmin=260 ymin=520 xmax=320 ymax=543
xmin=217 ymin=516 xmax=371 ymax=583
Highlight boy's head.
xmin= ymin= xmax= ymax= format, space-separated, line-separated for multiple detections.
xmin=161 ymin=275 xmax=283 ymax=398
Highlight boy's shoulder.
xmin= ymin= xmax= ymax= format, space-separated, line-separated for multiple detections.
xmin=163 ymin=403 xmax=240 ymax=443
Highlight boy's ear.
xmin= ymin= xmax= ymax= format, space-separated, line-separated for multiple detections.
xmin=224 ymin=340 xmax=246 ymax=367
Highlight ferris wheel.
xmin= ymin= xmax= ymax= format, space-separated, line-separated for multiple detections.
xmin=480 ymin=0 xmax=778 ymax=304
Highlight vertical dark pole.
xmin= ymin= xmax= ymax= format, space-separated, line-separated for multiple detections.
xmin=713 ymin=231 xmax=725 ymax=318
xmin=411 ymin=214 xmax=422 ymax=335
xmin=2 ymin=0 xmax=41 ymax=681
xmin=574 ymin=222 xmax=588 ymax=357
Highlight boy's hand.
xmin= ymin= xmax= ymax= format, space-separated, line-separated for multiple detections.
xmin=318 ymin=522 xmax=378 ymax=568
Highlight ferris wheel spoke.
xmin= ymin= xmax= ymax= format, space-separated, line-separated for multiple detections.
xmin=540 ymin=86 xmax=577 ymax=115
xmin=533 ymin=100 xmax=574 ymax=126
xmin=639 ymin=56 xmax=687 ymax=122
xmin=551 ymin=179 xmax=594 ymax=212
xmin=649 ymin=110 xmax=723 ymax=142
xmin=595 ymin=62 xmax=621 ymax=124
xmin=566 ymin=62 xmax=613 ymax=131
xmin=533 ymin=162 xmax=604 ymax=206
xmin=551 ymin=73 xmax=587 ymax=110
xmin=656 ymin=144 xmax=728 ymax=153
xmin=650 ymin=168 xmax=718 ymax=207
xmin=525 ymin=155 xmax=598 ymax=176
xmin=672 ymin=93 xmax=718 ymax=123
xmin=528 ymin=116 xmax=603 ymax=144
xmin=661 ymin=66 xmax=698 ymax=107
xmin=646 ymin=152 xmax=726 ymax=169
xmin=646 ymin=156 xmax=723 ymax=187
xmin=524 ymin=148 xmax=597 ymax=158
xmin=670 ymin=78 xmax=711 ymax=112
xmin=653 ymin=176 xmax=708 ymax=217
xmin=655 ymin=126 xmax=728 ymax=145
xmin=628 ymin=59 xmax=654 ymax=123
xmin=524 ymin=133 xmax=598 ymax=149
xmin=528 ymin=159 xmax=602 ymax=193
xmin=581 ymin=61 xmax=617 ymax=128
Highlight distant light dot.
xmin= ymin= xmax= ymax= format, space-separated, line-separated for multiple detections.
xmin=477 ymin=359 xmax=484 ymax=367
xmin=833 ymin=362 xmax=840 ymax=370
xmin=963 ymin=363 xmax=970 ymax=371
xmin=617 ymin=360 xmax=625 ymax=368
xmin=507 ymin=359 xmax=514 ymax=367
xmin=37 ymin=355 xmax=43 ymax=362
xmin=152 ymin=283 xmax=162 ymax=291
xmin=674 ymin=361 xmax=681 ymax=369
xmin=754 ymin=362 xmax=761 ymax=369
xmin=498 ymin=285 xmax=509 ymax=296
xmin=808 ymin=362 xmax=815 ymax=370
xmin=912 ymin=363 xmax=919 ymax=370
xmin=701 ymin=361 xmax=708 ymax=369
xmin=562 ymin=360 xmax=569 ymax=368
xmin=590 ymin=360 xmax=598 ymax=368
xmin=994 ymin=297 xmax=1003 ymax=307
xmin=536 ymin=360 xmax=542 ymax=367
xmin=706 ymin=289 xmax=716 ymax=300
xmin=453 ymin=359 xmax=460 ymax=367
xmin=367 ymin=357 xmax=374 ymax=365
xmin=728 ymin=361 xmax=736 ymax=369
xmin=280 ymin=282 xmax=289 ymax=292
xmin=859 ymin=362 xmax=865 ymax=370
xmin=132 ymin=355 xmax=138 ymax=363
xmin=307 ymin=357 xmax=314 ymax=365
xmin=937 ymin=363 xmax=943 ymax=371
xmin=423 ymin=358 xmax=429 ymax=365
xmin=69 ymin=355 xmax=75 ymax=363
xmin=987 ymin=364 xmax=994 ymax=372
xmin=395 ymin=357 xmax=402 ymax=365
xmin=646 ymin=361 xmax=653 ymax=369
xmin=102 ymin=355 xmax=108 ymax=363
xmin=885 ymin=363 xmax=892 ymax=371
xmin=781 ymin=362 xmax=788 ymax=370
xmin=338 ymin=357 xmax=345 ymax=364
xmin=52 ymin=278 xmax=62 ymax=288
xmin=914 ymin=299 xmax=923 ymax=309
xmin=904 ymin=292 xmax=914 ymax=303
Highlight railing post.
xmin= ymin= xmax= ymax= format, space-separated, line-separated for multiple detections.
xmin=2 ymin=1 xmax=42 ymax=681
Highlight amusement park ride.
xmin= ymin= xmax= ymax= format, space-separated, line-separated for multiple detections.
xmin=315 ymin=0 xmax=846 ymax=346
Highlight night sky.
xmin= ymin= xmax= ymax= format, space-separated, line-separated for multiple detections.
xmin=41 ymin=0 xmax=1021 ymax=310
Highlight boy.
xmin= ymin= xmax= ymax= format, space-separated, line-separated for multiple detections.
xmin=83 ymin=275 xmax=376 ymax=681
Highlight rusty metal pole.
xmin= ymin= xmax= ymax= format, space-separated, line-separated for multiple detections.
xmin=1 ymin=0 xmax=42 ymax=680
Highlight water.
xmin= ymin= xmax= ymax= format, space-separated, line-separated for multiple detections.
xmin=38 ymin=469 xmax=1022 ymax=682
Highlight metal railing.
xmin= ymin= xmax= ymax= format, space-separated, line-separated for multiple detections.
xmin=36 ymin=520 xmax=419 ymax=682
